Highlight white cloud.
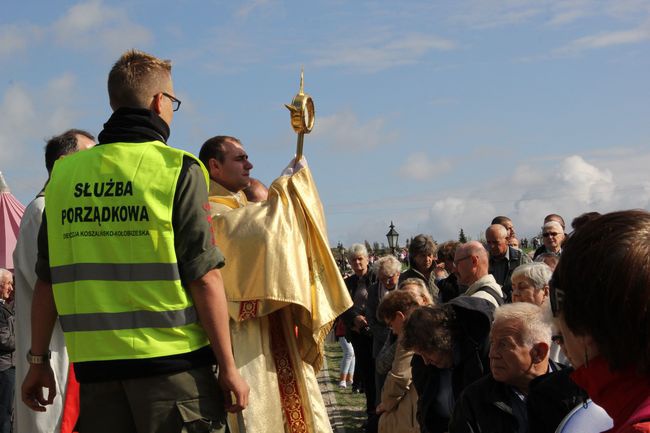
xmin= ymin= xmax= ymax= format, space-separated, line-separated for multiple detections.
xmin=452 ymin=0 xmax=650 ymax=29
xmin=1 ymin=1 xmax=152 ymax=62
xmin=546 ymin=0 xmax=595 ymax=26
xmin=555 ymin=25 xmax=650 ymax=54
xmin=310 ymin=110 xmax=397 ymax=151
xmin=336 ymin=150 xmax=650 ymax=245
xmin=52 ymin=0 xmax=153 ymax=56
xmin=0 ymin=76 xmax=84 ymax=199
xmin=0 ymin=24 xmax=43 ymax=61
xmin=398 ymin=152 xmax=453 ymax=181
xmin=450 ymin=0 xmax=544 ymax=28
xmin=236 ymin=0 xmax=272 ymax=18
xmin=311 ymin=33 xmax=457 ymax=73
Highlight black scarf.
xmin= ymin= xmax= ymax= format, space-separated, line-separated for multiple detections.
xmin=97 ymin=107 xmax=170 ymax=145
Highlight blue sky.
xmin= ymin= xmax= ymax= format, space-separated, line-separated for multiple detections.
xmin=2 ymin=0 xmax=649 ymax=247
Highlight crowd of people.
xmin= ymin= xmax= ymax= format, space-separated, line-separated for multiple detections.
xmin=336 ymin=211 xmax=650 ymax=433
xmin=0 ymin=47 xmax=648 ymax=433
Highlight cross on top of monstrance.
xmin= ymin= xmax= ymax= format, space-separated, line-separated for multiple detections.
xmin=285 ymin=68 xmax=315 ymax=162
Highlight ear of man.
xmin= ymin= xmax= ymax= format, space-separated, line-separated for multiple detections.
xmin=151 ymin=93 xmax=164 ymax=116
xmin=530 ymin=342 xmax=550 ymax=363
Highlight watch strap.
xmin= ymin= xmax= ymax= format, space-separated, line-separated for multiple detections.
xmin=26 ymin=350 xmax=51 ymax=365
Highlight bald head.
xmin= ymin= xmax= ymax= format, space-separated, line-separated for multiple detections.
xmin=454 ymin=241 xmax=489 ymax=286
xmin=485 ymin=224 xmax=508 ymax=257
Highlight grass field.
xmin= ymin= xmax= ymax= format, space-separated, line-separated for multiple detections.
xmin=322 ymin=340 xmax=368 ymax=432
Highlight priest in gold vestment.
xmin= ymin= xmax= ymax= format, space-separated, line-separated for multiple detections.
xmin=198 ymin=136 xmax=352 ymax=433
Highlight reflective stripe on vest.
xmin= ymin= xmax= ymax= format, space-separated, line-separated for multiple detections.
xmin=51 ymin=262 xmax=180 ymax=284
xmin=45 ymin=141 xmax=211 ymax=362
xmin=59 ymin=305 xmax=197 ymax=332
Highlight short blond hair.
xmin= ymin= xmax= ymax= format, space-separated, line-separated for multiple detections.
xmin=108 ymin=49 xmax=172 ymax=110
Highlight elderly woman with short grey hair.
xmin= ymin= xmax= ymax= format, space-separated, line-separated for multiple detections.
xmin=510 ymin=262 xmax=552 ymax=306
xmin=510 ymin=262 xmax=567 ymax=364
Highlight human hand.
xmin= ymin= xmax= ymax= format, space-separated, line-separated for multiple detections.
xmin=218 ymin=366 xmax=250 ymax=413
xmin=22 ymin=364 xmax=56 ymax=412
xmin=281 ymin=156 xmax=307 ymax=176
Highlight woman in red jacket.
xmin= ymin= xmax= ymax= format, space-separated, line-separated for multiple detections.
xmin=550 ymin=210 xmax=650 ymax=433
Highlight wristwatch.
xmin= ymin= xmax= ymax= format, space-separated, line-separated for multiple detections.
xmin=26 ymin=350 xmax=51 ymax=365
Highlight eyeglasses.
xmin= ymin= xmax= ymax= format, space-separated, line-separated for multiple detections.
xmin=453 ymin=255 xmax=472 ymax=266
xmin=381 ymin=273 xmax=399 ymax=285
xmin=549 ymin=277 xmax=564 ymax=317
xmin=543 ymin=232 xmax=560 ymax=238
xmin=161 ymin=92 xmax=181 ymax=112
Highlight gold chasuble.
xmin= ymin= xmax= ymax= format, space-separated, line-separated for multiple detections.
xmin=209 ymin=164 xmax=352 ymax=433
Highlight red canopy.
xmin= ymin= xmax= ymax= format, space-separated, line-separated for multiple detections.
xmin=0 ymin=171 xmax=26 ymax=272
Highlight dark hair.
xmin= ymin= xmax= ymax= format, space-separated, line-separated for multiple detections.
xmin=198 ymin=136 xmax=240 ymax=168
xmin=544 ymin=214 xmax=565 ymax=230
xmin=377 ymin=289 xmax=420 ymax=323
xmin=437 ymin=240 xmax=460 ymax=262
xmin=570 ymin=212 xmax=601 ymax=232
xmin=553 ymin=209 xmax=650 ymax=373
xmin=491 ymin=216 xmax=512 ymax=225
xmin=409 ymin=234 xmax=437 ymax=259
xmin=44 ymin=129 xmax=95 ymax=174
xmin=402 ymin=305 xmax=457 ymax=353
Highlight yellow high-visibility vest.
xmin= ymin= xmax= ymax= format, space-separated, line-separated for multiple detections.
xmin=45 ymin=141 xmax=210 ymax=362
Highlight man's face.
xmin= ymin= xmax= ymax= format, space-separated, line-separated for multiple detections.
xmin=212 ymin=139 xmax=254 ymax=193
xmin=486 ymin=229 xmax=508 ymax=257
xmin=454 ymin=250 xmax=475 ymax=285
xmin=489 ymin=319 xmax=536 ymax=389
xmin=0 ymin=277 xmax=13 ymax=301
xmin=413 ymin=253 xmax=434 ymax=273
xmin=542 ymin=229 xmax=564 ymax=252
xmin=378 ymin=269 xmax=400 ymax=290
xmin=502 ymin=221 xmax=515 ymax=239
xmin=349 ymin=254 xmax=368 ymax=276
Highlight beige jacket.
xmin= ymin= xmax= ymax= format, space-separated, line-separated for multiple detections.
xmin=378 ymin=337 xmax=420 ymax=433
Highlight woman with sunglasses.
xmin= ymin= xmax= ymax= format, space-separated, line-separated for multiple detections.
xmin=551 ymin=210 xmax=650 ymax=433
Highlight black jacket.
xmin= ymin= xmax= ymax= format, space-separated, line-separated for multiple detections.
xmin=0 ymin=301 xmax=15 ymax=371
xmin=449 ymin=362 xmax=587 ymax=433
xmin=341 ymin=271 xmax=376 ymax=331
xmin=488 ymin=246 xmax=531 ymax=302
xmin=412 ymin=296 xmax=495 ymax=433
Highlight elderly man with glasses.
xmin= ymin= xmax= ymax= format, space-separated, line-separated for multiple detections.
xmin=454 ymin=241 xmax=505 ymax=308
xmin=449 ymin=302 xmax=583 ymax=433
xmin=533 ymin=216 xmax=566 ymax=260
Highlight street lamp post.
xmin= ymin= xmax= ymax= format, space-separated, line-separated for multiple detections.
xmin=386 ymin=221 xmax=399 ymax=256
